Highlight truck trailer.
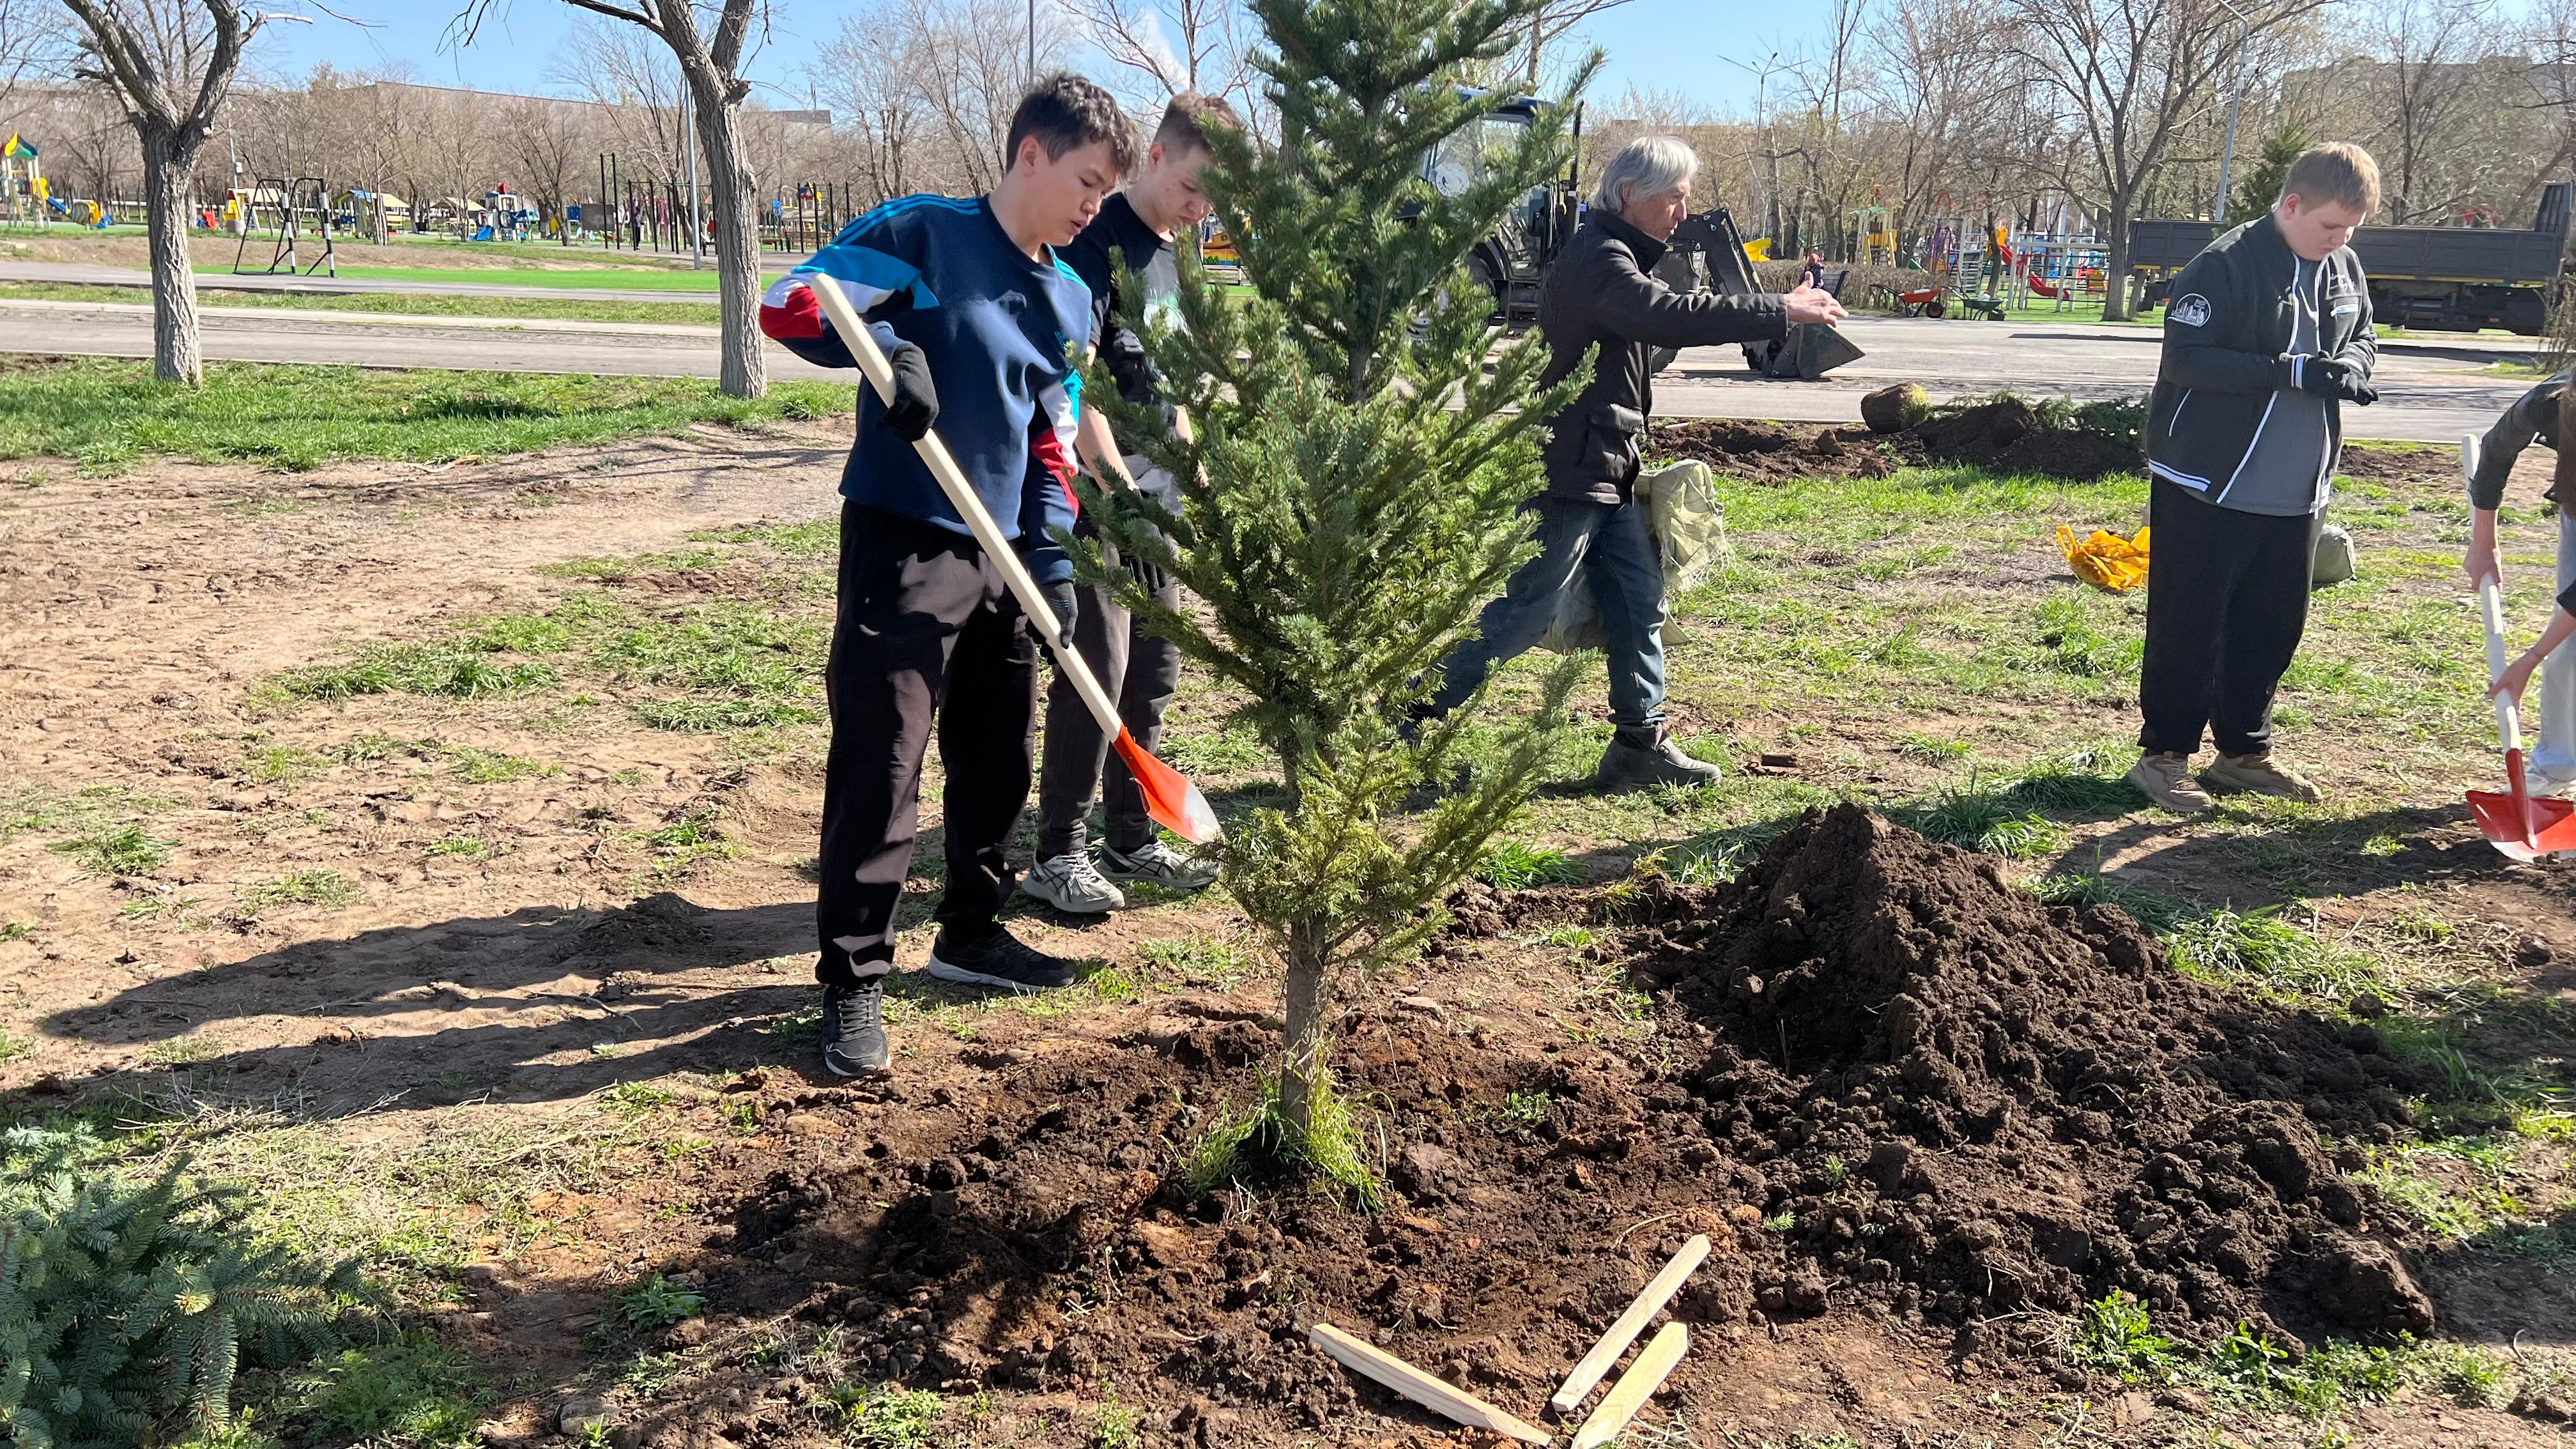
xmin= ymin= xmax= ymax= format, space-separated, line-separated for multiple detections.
xmin=2126 ymin=182 xmax=2572 ymax=335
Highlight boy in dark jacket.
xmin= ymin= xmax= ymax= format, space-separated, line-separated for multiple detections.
xmin=2129 ymin=142 xmax=2381 ymax=813
xmin=1022 ymin=93 xmax=1239 ymax=915
xmin=2465 ymin=374 xmax=2576 ymax=795
xmin=758 ymin=74 xmax=1137 ymax=1078
xmin=1423 ymin=134 xmax=1844 ymax=790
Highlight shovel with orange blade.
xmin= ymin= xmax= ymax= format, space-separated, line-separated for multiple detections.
xmin=803 ymin=275 xmax=1221 ymax=847
xmin=2465 ymin=435 xmax=2576 ymax=860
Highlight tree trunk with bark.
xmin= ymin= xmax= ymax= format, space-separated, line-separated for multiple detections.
xmin=141 ymin=134 xmax=203 ymax=385
xmin=2099 ymin=203 xmax=2136 ymax=321
xmin=1277 ymin=921 xmax=1327 ymax=1133
xmin=689 ymin=77 xmax=765 ymax=400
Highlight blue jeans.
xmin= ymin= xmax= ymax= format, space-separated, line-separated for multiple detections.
xmin=1430 ymin=494 xmax=1667 ymax=727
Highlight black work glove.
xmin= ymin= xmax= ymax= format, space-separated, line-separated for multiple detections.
xmin=882 ymin=341 xmax=940 ymax=442
xmin=2337 ymin=373 xmax=2379 ymax=406
xmin=2294 ymin=355 xmax=2345 ymax=399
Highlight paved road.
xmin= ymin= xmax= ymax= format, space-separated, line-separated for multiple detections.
xmin=0 ymin=257 xmax=731 ymax=305
xmin=0 ymin=291 xmax=2534 ymax=443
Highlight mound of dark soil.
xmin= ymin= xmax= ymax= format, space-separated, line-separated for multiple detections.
xmin=1655 ymin=399 xmax=2140 ymax=484
xmin=1639 ymin=802 xmax=2435 ymax=1346
xmin=1653 ymin=418 xmax=1904 ymax=484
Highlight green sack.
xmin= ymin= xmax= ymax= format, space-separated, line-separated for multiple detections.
xmin=1542 ymin=460 xmax=1732 ymax=654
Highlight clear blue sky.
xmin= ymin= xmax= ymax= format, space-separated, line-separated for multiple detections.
xmin=249 ymin=0 xmax=1830 ymax=118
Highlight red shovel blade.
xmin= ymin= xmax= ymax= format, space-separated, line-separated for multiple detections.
xmin=1112 ymin=726 xmax=1223 ymax=847
xmin=2468 ymin=746 xmax=2576 ymax=861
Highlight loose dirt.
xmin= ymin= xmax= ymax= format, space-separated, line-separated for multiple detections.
xmin=601 ymin=808 xmax=2475 ymax=1446
xmin=1637 ymin=803 xmax=2436 ymax=1346
xmin=1656 ymin=397 xmax=2142 ymax=484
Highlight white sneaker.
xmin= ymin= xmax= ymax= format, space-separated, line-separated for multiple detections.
xmin=1101 ymin=838 xmax=1220 ymax=891
xmin=1020 ymin=851 xmax=1124 ymax=914
xmin=2536 ymin=772 xmax=2576 ymax=801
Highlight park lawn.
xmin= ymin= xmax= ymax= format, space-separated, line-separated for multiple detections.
xmin=0 ymin=356 xmax=848 ymax=471
xmin=2 ymin=430 xmax=2572 ymax=1441
xmin=306 ymin=265 xmax=743 ymax=291
xmin=0 ymin=279 xmax=723 ymax=326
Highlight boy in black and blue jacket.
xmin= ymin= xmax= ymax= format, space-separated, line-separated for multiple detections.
xmin=760 ymin=74 xmax=1138 ymax=1077
xmin=2129 ymin=142 xmax=2381 ymax=814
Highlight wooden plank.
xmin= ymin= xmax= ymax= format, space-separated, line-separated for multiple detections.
xmin=1570 ymin=1321 xmax=1689 ymax=1449
xmin=1547 ymin=1233 xmax=1711 ymax=1416
xmin=1308 ymin=1322 xmax=1551 ymax=1444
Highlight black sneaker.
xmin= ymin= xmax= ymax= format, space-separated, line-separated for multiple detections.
xmin=926 ymin=928 xmax=1080 ymax=993
xmin=821 ymin=982 xmax=891 ymax=1078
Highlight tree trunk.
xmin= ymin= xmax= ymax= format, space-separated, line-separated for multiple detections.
xmin=692 ymin=85 xmax=766 ymax=400
xmin=142 ymin=132 xmax=204 ymax=387
xmin=1276 ymin=921 xmax=1328 ymax=1135
xmin=2100 ymin=208 xmax=2135 ymax=322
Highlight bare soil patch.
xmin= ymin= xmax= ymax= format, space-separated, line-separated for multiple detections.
xmin=1656 ymin=397 xmax=2143 ymax=484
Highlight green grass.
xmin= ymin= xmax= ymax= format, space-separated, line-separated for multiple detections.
xmin=284 ymin=1334 xmax=493 ymax=1447
xmin=1137 ymin=932 xmax=1259 ymax=991
xmin=611 ymin=1272 xmax=705 ymax=1335
xmin=832 ymin=1385 xmax=945 ymax=1448
xmin=0 ymin=279 xmax=724 ymax=326
xmin=1474 ymin=839 xmax=1583 ymax=889
xmin=268 ymin=643 xmax=560 ymax=704
xmin=245 ymin=870 xmax=359 ymax=910
xmin=2163 ymin=906 xmax=2383 ymax=1004
xmin=0 ymin=358 xmax=848 ymax=472
xmin=47 ymin=824 xmax=174 ymax=875
xmin=309 ymin=264 xmax=742 ymax=291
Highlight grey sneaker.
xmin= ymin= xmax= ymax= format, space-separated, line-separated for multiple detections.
xmin=2126 ymin=751 xmax=2212 ymax=813
xmin=2203 ymin=752 xmax=2322 ymax=804
xmin=1593 ymin=724 xmax=1721 ymax=792
xmin=1100 ymin=838 xmax=1218 ymax=891
xmin=821 ymin=981 xmax=891 ymax=1078
xmin=1020 ymin=850 xmax=1124 ymax=914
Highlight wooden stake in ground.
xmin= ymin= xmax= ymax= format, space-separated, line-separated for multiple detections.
xmin=1570 ymin=1321 xmax=1690 ymax=1449
xmin=1308 ymin=1322 xmax=1551 ymax=1445
xmin=1548 ymin=1233 xmax=1711 ymax=1415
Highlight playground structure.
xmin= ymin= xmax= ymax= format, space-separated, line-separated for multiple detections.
xmin=233 ymin=176 xmax=338 ymax=277
xmin=3 ymin=133 xmax=56 ymax=226
xmin=1847 ymin=205 xmax=1897 ymax=266
xmin=1871 ymin=208 xmax=2109 ymax=317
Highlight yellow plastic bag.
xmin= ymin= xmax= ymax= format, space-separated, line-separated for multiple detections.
xmin=2058 ymin=523 xmax=2150 ymax=592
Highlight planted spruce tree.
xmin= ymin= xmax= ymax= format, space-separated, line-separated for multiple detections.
xmin=1073 ymin=0 xmax=1594 ymax=1188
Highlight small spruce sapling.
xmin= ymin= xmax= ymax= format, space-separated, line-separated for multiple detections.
xmin=1071 ymin=0 xmax=1595 ymax=1180
xmin=0 ymin=1130 xmax=366 ymax=1446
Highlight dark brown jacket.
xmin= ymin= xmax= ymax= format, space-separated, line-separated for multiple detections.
xmin=1537 ymin=210 xmax=1788 ymax=505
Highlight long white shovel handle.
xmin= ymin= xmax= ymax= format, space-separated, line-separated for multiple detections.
xmin=2481 ymin=574 xmax=2524 ymax=753
xmin=806 ymin=276 xmax=1126 ymax=739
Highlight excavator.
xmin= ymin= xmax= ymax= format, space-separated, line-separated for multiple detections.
xmin=1646 ymin=204 xmax=1864 ymax=380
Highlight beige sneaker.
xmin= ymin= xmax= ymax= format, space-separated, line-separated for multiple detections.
xmin=2203 ymin=752 xmax=2322 ymax=803
xmin=2536 ymin=772 xmax=2576 ymax=801
xmin=2126 ymin=751 xmax=2212 ymax=813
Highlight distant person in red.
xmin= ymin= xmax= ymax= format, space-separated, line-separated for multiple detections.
xmin=1801 ymin=249 xmax=1825 ymax=289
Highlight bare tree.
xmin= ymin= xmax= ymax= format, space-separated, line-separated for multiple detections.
xmin=1066 ymin=0 xmax=1249 ymax=105
xmin=501 ymin=92 xmax=594 ymax=239
xmin=59 ymin=0 xmax=272 ymax=383
xmin=2342 ymin=0 xmax=2508 ymax=222
xmin=551 ymin=18 xmax=684 ymax=179
xmin=898 ymin=0 xmax=1069 ymax=195
xmin=808 ymin=13 xmax=927 ymax=204
xmin=469 ymin=0 xmax=767 ymax=397
xmin=2006 ymin=0 xmax=2327 ymax=318
xmin=1515 ymin=0 xmax=1635 ymax=89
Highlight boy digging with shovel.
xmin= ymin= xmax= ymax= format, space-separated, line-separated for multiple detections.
xmin=760 ymin=74 xmax=1138 ymax=1077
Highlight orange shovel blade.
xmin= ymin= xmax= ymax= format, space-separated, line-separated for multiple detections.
xmin=2467 ymin=789 xmax=2576 ymax=861
xmin=1112 ymin=727 xmax=1222 ymax=847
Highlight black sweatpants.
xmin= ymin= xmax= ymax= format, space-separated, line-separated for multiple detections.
xmin=815 ymin=503 xmax=1041 ymax=987
xmin=1036 ymin=521 xmax=1184 ymax=859
xmin=2137 ymin=477 xmax=2322 ymax=759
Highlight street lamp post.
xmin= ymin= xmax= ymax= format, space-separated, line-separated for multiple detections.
xmin=2211 ymin=0 xmax=2251 ymax=224
xmin=1719 ymin=51 xmax=1786 ymax=248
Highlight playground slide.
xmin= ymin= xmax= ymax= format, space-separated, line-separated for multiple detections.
xmin=1995 ymin=238 xmax=2066 ymax=299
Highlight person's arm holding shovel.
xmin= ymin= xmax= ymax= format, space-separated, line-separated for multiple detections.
xmin=2494 ymin=597 xmax=2576 ymax=713
xmin=2464 ymin=374 xmax=2569 ymax=588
